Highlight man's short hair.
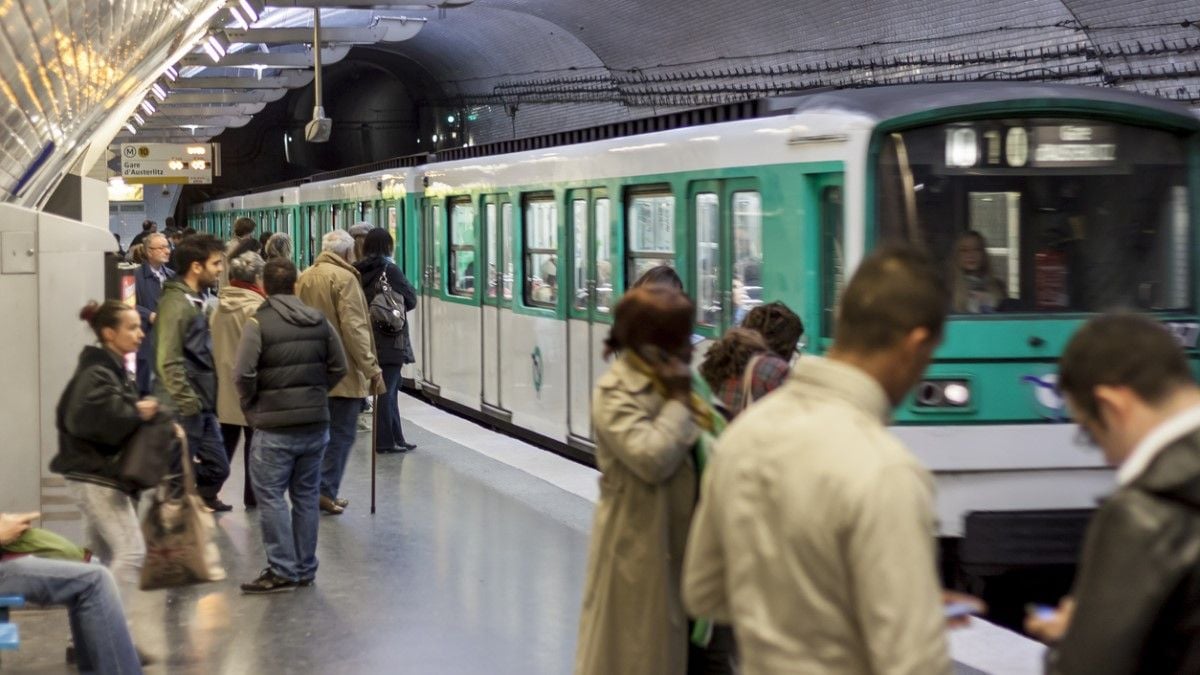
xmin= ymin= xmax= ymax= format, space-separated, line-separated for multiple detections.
xmin=173 ymin=234 xmax=224 ymax=277
xmin=233 ymin=217 xmax=257 ymax=239
xmin=229 ymin=251 xmax=265 ymax=284
xmin=1060 ymin=313 xmax=1193 ymax=420
xmin=322 ymin=229 xmax=355 ymax=259
xmin=144 ymin=233 xmax=168 ymax=250
xmin=141 ymin=219 xmax=155 ymax=232
xmin=834 ymin=246 xmax=948 ymax=352
xmin=263 ymin=259 xmax=298 ymax=296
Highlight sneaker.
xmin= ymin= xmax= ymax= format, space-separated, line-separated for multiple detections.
xmin=357 ymin=415 xmax=372 ymax=433
xmin=203 ymin=497 xmax=234 ymax=512
xmin=333 ymin=497 xmax=349 ymax=508
xmin=241 ymin=569 xmax=297 ymax=594
xmin=319 ymin=495 xmax=344 ymax=515
xmin=297 ymin=577 xmax=315 ymax=587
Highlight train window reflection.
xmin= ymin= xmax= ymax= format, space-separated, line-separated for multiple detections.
xmin=573 ymin=200 xmax=588 ymax=311
xmin=595 ymin=198 xmax=612 ymax=313
xmin=695 ymin=193 xmax=720 ymax=326
xmin=733 ymin=191 xmax=763 ymax=325
xmin=502 ymin=203 xmax=514 ymax=301
xmin=525 ymin=199 xmax=558 ymax=307
xmin=878 ymin=119 xmax=1190 ymax=313
xmin=627 ymin=192 xmax=675 ymax=285
xmin=449 ymin=199 xmax=476 ymax=297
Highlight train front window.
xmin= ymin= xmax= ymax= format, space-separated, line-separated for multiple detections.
xmin=877 ymin=118 xmax=1191 ymax=314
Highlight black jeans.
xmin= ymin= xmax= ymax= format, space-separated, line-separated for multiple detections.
xmin=220 ymin=423 xmax=257 ymax=506
xmin=179 ymin=412 xmax=231 ymax=501
xmin=376 ymin=364 xmax=408 ymax=449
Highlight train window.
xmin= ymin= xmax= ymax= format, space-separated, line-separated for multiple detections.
xmin=878 ymin=118 xmax=1191 ymax=313
xmin=733 ymin=191 xmax=763 ymax=324
xmin=572 ymin=200 xmax=589 ymax=310
xmin=695 ymin=193 xmax=720 ymax=326
xmin=821 ymin=185 xmax=845 ymax=338
xmin=448 ymin=199 xmax=476 ymax=297
xmin=486 ymin=203 xmax=498 ymax=299
xmin=627 ymin=192 xmax=675 ymax=283
xmin=502 ymin=203 xmax=514 ymax=301
xmin=524 ymin=199 xmax=558 ymax=307
xmin=595 ymin=198 xmax=612 ymax=313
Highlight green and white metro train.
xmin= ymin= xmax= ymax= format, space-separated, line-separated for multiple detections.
xmin=192 ymin=83 xmax=1200 ymax=545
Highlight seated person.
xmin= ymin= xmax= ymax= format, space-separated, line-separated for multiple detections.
xmin=0 ymin=512 xmax=141 ymax=673
xmin=951 ymin=231 xmax=1006 ymax=313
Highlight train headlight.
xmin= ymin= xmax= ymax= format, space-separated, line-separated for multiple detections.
xmin=915 ymin=378 xmax=972 ymax=409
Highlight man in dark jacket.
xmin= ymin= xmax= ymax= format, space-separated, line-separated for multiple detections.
xmin=134 ymin=233 xmax=175 ymax=395
xmin=235 ymin=259 xmax=348 ymax=593
xmin=1027 ymin=313 xmax=1200 ymax=674
xmin=156 ymin=234 xmax=231 ymax=512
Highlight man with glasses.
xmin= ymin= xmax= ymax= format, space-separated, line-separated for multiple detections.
xmin=134 ymin=232 xmax=175 ymax=395
xmin=1027 ymin=313 xmax=1200 ymax=674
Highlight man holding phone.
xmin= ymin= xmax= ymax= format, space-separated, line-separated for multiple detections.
xmin=0 ymin=512 xmax=141 ymax=673
xmin=1026 ymin=314 xmax=1200 ymax=674
xmin=683 ymin=247 xmax=966 ymax=675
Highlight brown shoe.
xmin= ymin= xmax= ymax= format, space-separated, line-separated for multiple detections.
xmin=319 ymin=495 xmax=344 ymax=515
xmin=333 ymin=497 xmax=349 ymax=508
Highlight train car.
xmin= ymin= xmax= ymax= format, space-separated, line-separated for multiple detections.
xmin=192 ymin=83 xmax=1200 ymax=552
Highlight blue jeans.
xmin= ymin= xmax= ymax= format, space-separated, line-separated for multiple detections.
xmin=320 ymin=397 xmax=361 ymax=499
xmin=249 ymin=426 xmax=328 ymax=581
xmin=180 ymin=412 xmax=232 ymax=500
xmin=377 ymin=365 xmax=408 ymax=449
xmin=0 ymin=557 xmax=141 ymax=674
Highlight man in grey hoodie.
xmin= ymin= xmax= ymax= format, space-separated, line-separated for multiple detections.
xmin=234 ymin=259 xmax=348 ymax=594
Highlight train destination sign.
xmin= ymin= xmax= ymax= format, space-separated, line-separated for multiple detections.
xmin=120 ymin=143 xmax=220 ymax=184
xmin=943 ymin=122 xmax=1118 ymax=170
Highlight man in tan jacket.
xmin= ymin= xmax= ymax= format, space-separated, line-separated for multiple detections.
xmin=683 ymin=247 xmax=955 ymax=675
xmin=296 ymin=229 xmax=384 ymax=514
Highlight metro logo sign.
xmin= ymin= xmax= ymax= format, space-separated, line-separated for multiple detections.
xmin=120 ymin=143 xmax=219 ymax=184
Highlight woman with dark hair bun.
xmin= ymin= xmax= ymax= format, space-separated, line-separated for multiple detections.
xmin=576 ymin=285 xmax=724 ymax=675
xmin=354 ymin=228 xmax=418 ymax=453
xmin=51 ymin=301 xmax=159 ymax=629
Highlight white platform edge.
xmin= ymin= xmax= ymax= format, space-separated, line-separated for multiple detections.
xmin=400 ymin=395 xmax=601 ymax=504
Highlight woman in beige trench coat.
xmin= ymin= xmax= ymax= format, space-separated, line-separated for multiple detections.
xmin=575 ymin=285 xmax=705 ymax=675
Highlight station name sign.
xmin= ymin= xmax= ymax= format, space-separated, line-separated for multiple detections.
xmin=120 ymin=143 xmax=220 ymax=184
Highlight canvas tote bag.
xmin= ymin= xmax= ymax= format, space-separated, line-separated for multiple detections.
xmin=139 ymin=429 xmax=226 ymax=590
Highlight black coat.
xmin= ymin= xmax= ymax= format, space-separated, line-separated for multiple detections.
xmin=1047 ymin=433 xmax=1200 ymax=675
xmin=133 ymin=262 xmax=174 ymax=393
xmin=235 ymin=295 xmax=348 ymax=430
xmin=354 ymin=255 xmax=417 ymax=366
xmin=49 ymin=346 xmax=144 ymax=491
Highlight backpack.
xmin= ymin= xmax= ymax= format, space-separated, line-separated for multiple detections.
xmin=369 ymin=267 xmax=407 ymax=335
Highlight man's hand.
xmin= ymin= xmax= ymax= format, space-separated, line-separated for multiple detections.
xmin=1025 ymin=597 xmax=1075 ymax=643
xmin=943 ymin=590 xmax=987 ymax=629
xmin=370 ymin=372 xmax=386 ymax=396
xmin=0 ymin=512 xmax=40 ymax=546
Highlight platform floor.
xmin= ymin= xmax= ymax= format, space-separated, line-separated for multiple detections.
xmin=4 ymin=394 xmax=1045 ymax=674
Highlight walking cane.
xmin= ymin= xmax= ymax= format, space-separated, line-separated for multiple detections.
xmin=371 ymin=393 xmax=378 ymax=514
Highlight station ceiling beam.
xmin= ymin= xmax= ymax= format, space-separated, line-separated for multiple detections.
xmin=224 ymin=17 xmax=426 ymax=44
xmin=164 ymin=90 xmax=289 ymax=104
xmin=153 ymin=103 xmax=268 ymax=116
xmin=170 ymin=72 xmax=315 ymax=89
xmin=177 ymin=46 xmax=351 ymax=69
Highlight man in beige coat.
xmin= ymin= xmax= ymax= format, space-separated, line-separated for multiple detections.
xmin=211 ymin=251 xmax=266 ymax=508
xmin=296 ymin=229 xmax=384 ymax=514
xmin=683 ymin=247 xmax=955 ymax=675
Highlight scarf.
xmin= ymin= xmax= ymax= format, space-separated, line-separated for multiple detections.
xmin=230 ymin=279 xmax=266 ymax=297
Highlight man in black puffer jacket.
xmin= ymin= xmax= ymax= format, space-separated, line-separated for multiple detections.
xmin=1027 ymin=313 xmax=1200 ymax=674
xmin=234 ymin=259 xmax=347 ymax=594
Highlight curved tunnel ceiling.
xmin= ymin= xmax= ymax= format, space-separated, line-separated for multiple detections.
xmin=3 ymin=0 xmax=1199 ymax=205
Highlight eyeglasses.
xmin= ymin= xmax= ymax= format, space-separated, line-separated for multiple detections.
xmin=147 ymin=245 xmax=169 ymax=251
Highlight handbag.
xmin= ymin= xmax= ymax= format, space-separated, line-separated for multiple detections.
xmin=369 ymin=266 xmax=407 ymax=336
xmin=139 ymin=429 xmax=226 ymax=590
xmin=117 ymin=412 xmax=178 ymax=490
xmin=737 ymin=354 xmax=764 ymax=416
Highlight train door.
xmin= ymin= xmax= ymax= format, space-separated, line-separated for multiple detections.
xmin=566 ymin=189 xmax=610 ymax=443
xmin=481 ymin=197 xmax=513 ymax=415
xmin=418 ymin=198 xmax=441 ymax=390
xmin=690 ymin=179 xmax=763 ymax=334
xmin=306 ymin=205 xmax=319 ymax=266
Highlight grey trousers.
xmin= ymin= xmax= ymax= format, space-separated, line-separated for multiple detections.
xmin=68 ymin=481 xmax=146 ymax=593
